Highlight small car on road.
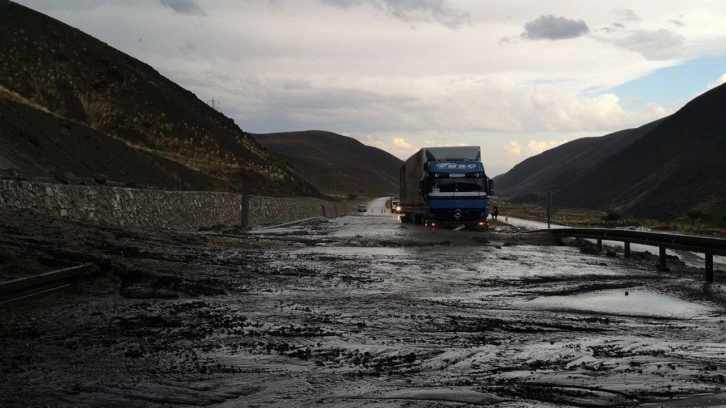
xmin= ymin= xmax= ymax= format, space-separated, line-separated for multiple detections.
xmin=357 ymin=204 xmax=367 ymax=212
xmin=391 ymin=199 xmax=402 ymax=214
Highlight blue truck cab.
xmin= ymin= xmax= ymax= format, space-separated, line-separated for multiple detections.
xmin=399 ymin=146 xmax=493 ymax=229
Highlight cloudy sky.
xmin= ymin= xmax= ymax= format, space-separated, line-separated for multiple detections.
xmin=15 ymin=0 xmax=726 ymax=175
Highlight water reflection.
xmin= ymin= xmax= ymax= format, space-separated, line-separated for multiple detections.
xmin=525 ymin=289 xmax=717 ymax=318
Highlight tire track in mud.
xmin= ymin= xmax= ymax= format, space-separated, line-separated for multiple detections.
xmin=233 ymin=219 xmax=726 ymax=406
xmin=2 ymin=214 xmax=726 ymax=406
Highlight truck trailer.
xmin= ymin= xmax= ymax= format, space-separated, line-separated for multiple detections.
xmin=399 ymin=146 xmax=493 ymax=229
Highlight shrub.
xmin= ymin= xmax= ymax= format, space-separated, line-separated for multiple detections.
xmin=602 ymin=211 xmax=622 ymax=222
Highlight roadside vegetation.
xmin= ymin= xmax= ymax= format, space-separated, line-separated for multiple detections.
xmin=495 ymin=201 xmax=726 ymax=237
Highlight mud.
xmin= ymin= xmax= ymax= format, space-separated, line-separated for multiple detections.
xmin=1 ymin=209 xmax=726 ymax=407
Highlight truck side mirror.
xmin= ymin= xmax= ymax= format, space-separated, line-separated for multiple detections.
xmin=488 ymin=179 xmax=494 ymax=196
xmin=423 ymin=162 xmax=428 ymax=171
xmin=418 ymin=180 xmax=424 ymax=195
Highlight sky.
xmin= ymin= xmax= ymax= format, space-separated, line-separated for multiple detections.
xmin=14 ymin=0 xmax=726 ymax=176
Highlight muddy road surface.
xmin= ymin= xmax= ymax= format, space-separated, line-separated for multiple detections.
xmin=1 ymin=209 xmax=726 ymax=407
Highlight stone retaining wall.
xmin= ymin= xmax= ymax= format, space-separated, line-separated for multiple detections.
xmin=248 ymin=195 xmax=351 ymax=226
xmin=0 ymin=180 xmax=355 ymax=231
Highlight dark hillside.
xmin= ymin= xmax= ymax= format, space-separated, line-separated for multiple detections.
xmin=253 ymin=131 xmax=402 ymax=197
xmin=0 ymin=1 xmax=320 ymax=197
xmin=0 ymin=97 xmax=220 ymax=189
xmin=555 ymin=83 xmax=726 ymax=218
xmin=495 ymin=83 xmax=726 ymax=220
xmin=495 ymin=119 xmax=663 ymax=201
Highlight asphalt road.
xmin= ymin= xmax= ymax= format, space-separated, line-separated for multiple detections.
xmin=363 ymin=196 xmax=393 ymax=215
xmin=1 ymin=209 xmax=726 ymax=407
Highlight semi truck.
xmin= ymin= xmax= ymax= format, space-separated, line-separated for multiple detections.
xmin=399 ymin=146 xmax=493 ymax=229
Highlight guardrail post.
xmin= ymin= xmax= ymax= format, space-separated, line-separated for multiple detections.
xmin=705 ymin=253 xmax=714 ymax=283
xmin=547 ymin=228 xmax=725 ymax=278
xmin=546 ymin=191 xmax=552 ymax=229
xmin=241 ymin=194 xmax=250 ymax=228
xmin=658 ymin=246 xmax=667 ymax=270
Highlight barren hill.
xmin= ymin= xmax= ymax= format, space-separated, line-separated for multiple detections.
xmin=495 ymin=83 xmax=726 ymax=220
xmin=494 ymin=119 xmax=662 ymax=202
xmin=253 ymin=131 xmax=401 ymax=197
xmin=0 ymin=96 xmax=219 ymax=189
xmin=0 ymin=1 xmax=320 ymax=197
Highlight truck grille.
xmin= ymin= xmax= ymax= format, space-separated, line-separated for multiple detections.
xmin=431 ymin=208 xmax=482 ymax=221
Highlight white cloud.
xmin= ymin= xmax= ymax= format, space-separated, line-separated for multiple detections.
xmin=355 ymin=134 xmax=417 ymax=159
xmin=609 ymin=8 xmax=640 ymax=23
xmin=527 ymin=139 xmax=570 ymax=155
xmin=393 ymin=137 xmax=413 ymax=149
xmin=13 ymin=0 xmax=726 ymax=176
xmin=321 ymin=0 xmax=470 ymax=28
xmin=504 ymin=141 xmax=522 ymax=156
xmin=360 ymin=135 xmax=389 ymax=151
xmin=612 ymin=29 xmax=687 ymax=60
xmin=708 ymin=73 xmax=726 ymax=90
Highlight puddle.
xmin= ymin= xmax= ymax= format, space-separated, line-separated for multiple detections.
xmin=523 ymin=289 xmax=717 ymax=318
xmin=293 ymin=246 xmax=409 ymax=257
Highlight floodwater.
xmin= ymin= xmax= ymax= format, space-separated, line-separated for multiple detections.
xmin=1 ymin=204 xmax=726 ymax=407
xmin=524 ymin=289 xmax=718 ymax=318
xmin=230 ymin=210 xmax=726 ymax=406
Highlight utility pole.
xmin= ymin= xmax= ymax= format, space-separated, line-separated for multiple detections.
xmin=208 ymin=96 xmax=220 ymax=111
xmin=546 ymin=191 xmax=553 ymax=229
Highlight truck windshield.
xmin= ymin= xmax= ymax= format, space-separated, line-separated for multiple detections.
xmin=432 ymin=178 xmax=484 ymax=193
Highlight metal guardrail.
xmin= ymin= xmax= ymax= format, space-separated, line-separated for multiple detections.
xmin=504 ymin=214 xmax=568 ymax=228
xmin=544 ymin=228 xmax=726 ymax=283
xmin=0 ymin=263 xmax=96 ymax=306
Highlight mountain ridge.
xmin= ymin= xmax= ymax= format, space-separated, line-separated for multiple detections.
xmin=253 ymin=131 xmax=401 ymax=197
xmin=0 ymin=1 xmax=320 ymax=197
xmin=495 ymin=83 xmax=726 ymax=219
